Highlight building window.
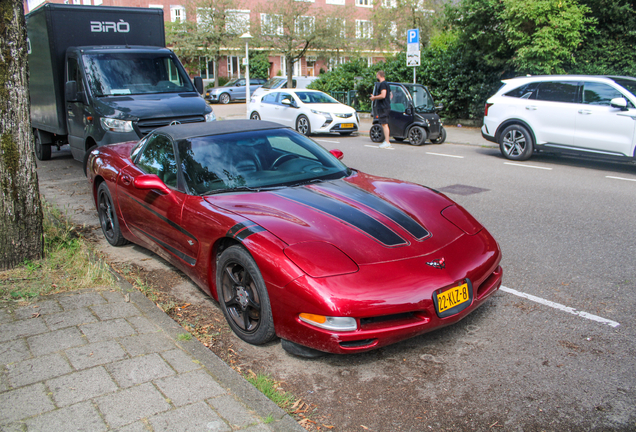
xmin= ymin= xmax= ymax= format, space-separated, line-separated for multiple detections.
xmin=356 ymin=0 xmax=373 ymax=7
xmin=390 ymin=21 xmax=397 ymax=38
xmin=327 ymin=17 xmax=346 ymax=37
xmin=295 ymin=16 xmax=315 ymax=35
xmin=200 ymin=56 xmax=215 ymax=80
xmin=326 ymin=0 xmax=345 ymax=4
xmin=382 ymin=0 xmax=397 ymax=7
xmin=226 ymin=10 xmax=251 ymax=35
xmin=261 ymin=14 xmax=283 ymax=36
xmin=170 ymin=6 xmax=186 ymax=23
xmin=148 ymin=4 xmax=164 ymax=8
xmin=355 ymin=20 xmax=372 ymax=39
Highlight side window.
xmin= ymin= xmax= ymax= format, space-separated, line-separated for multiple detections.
xmin=583 ymin=82 xmax=625 ymax=106
xmin=389 ymin=85 xmax=408 ymax=112
xmin=237 ymin=79 xmax=245 ymax=86
xmin=136 ymin=134 xmax=178 ymax=188
xmin=262 ymin=93 xmax=277 ymax=104
xmin=67 ymin=57 xmax=84 ymax=92
xmin=504 ymin=82 xmax=540 ymax=99
xmin=535 ymin=81 xmax=578 ymax=103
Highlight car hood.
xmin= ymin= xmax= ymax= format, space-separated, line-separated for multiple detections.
xmin=305 ymin=103 xmax=355 ymax=115
xmin=205 ymin=171 xmax=476 ymax=265
xmin=94 ymin=92 xmax=211 ymax=120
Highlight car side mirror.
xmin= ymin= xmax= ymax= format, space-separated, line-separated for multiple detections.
xmin=405 ymin=106 xmax=413 ymax=115
xmin=436 ymin=103 xmax=444 ymax=111
xmin=330 ymin=149 xmax=344 ymax=160
xmin=281 ymin=98 xmax=293 ymax=106
xmin=133 ymin=174 xmax=172 ymax=195
xmin=65 ymin=81 xmax=82 ymax=103
xmin=193 ymin=76 xmax=204 ymax=95
xmin=610 ymin=97 xmax=628 ymax=111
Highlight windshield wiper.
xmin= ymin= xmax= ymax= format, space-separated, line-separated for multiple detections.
xmin=290 ymin=178 xmax=326 ymax=187
xmin=205 ymin=185 xmax=284 ymax=195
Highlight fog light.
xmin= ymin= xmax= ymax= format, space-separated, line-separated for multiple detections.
xmin=299 ymin=313 xmax=357 ymax=332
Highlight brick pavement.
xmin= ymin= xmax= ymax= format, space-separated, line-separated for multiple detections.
xmin=0 ymin=283 xmax=303 ymax=432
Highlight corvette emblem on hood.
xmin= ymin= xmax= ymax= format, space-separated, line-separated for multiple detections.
xmin=426 ymin=258 xmax=445 ymax=269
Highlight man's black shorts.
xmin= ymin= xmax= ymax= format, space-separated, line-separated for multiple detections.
xmin=376 ymin=111 xmax=389 ymax=125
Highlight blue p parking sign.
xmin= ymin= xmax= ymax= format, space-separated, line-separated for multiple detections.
xmin=407 ymin=29 xmax=419 ymax=45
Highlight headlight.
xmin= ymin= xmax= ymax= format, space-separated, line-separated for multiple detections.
xmin=284 ymin=241 xmax=358 ymax=277
xmin=100 ymin=118 xmax=133 ymax=133
xmin=205 ymin=111 xmax=216 ymax=122
xmin=310 ymin=109 xmax=333 ymax=121
xmin=299 ymin=313 xmax=357 ymax=332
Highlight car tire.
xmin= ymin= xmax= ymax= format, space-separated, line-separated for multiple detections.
xmin=97 ymin=182 xmax=129 ymax=247
xmin=281 ymin=339 xmax=326 ymax=358
xmin=296 ymin=115 xmax=311 ymax=136
xmin=219 ymin=93 xmax=230 ymax=104
xmin=370 ymin=124 xmax=384 ymax=143
xmin=216 ymin=245 xmax=276 ymax=345
xmin=499 ymin=124 xmax=534 ymax=160
xmin=250 ymin=111 xmax=260 ymax=120
xmin=34 ymin=130 xmax=52 ymax=161
xmin=430 ymin=126 xmax=447 ymax=144
xmin=83 ymin=145 xmax=97 ymax=177
xmin=407 ymin=126 xmax=427 ymax=146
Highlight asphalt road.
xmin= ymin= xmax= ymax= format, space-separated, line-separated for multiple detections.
xmin=35 ymin=105 xmax=636 ymax=431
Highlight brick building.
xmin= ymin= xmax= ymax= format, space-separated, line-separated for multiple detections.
xmin=25 ymin=0 xmax=393 ymax=81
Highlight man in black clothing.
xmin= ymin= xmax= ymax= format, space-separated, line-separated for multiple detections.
xmin=369 ymin=70 xmax=392 ymax=149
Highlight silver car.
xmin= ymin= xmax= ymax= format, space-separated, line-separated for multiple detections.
xmin=482 ymin=75 xmax=636 ymax=161
xmin=205 ymin=78 xmax=267 ymax=104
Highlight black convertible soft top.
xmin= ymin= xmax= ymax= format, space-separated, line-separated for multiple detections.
xmin=156 ymin=120 xmax=286 ymax=141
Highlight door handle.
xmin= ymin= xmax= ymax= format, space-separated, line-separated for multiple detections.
xmin=578 ymin=109 xmax=592 ymax=115
xmin=525 ymin=106 xmax=537 ymax=110
xmin=121 ymin=174 xmax=132 ymax=185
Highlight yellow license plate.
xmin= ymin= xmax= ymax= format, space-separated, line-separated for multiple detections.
xmin=341 ymin=123 xmax=354 ymax=128
xmin=436 ymin=282 xmax=470 ymax=313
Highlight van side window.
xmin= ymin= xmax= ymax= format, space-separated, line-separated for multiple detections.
xmin=582 ymin=82 xmax=629 ymax=106
xmin=67 ymin=58 xmax=84 ymax=92
xmin=535 ymin=81 xmax=578 ymax=103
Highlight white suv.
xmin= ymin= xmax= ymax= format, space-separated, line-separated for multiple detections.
xmin=482 ymin=75 xmax=636 ymax=161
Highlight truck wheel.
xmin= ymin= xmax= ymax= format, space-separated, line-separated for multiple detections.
xmin=219 ymin=93 xmax=230 ymax=104
xmin=430 ymin=126 xmax=447 ymax=144
xmin=83 ymin=145 xmax=97 ymax=177
xmin=34 ymin=131 xmax=52 ymax=161
xmin=370 ymin=124 xmax=384 ymax=143
xmin=407 ymin=126 xmax=427 ymax=146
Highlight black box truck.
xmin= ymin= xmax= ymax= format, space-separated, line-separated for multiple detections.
xmin=26 ymin=3 xmax=214 ymax=169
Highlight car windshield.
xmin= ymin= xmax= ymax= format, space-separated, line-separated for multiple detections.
xmin=295 ymin=92 xmax=339 ymax=104
xmin=224 ymin=78 xmax=240 ymax=87
xmin=177 ymin=129 xmax=350 ymax=195
xmin=262 ymin=78 xmax=286 ymax=89
xmin=83 ymin=53 xmax=194 ymax=97
xmin=610 ymin=77 xmax=636 ymax=98
xmin=404 ymin=84 xmax=435 ymax=113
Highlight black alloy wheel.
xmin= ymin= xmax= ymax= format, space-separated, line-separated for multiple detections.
xmin=430 ymin=126 xmax=447 ymax=144
xmin=97 ymin=182 xmax=129 ymax=246
xmin=216 ymin=246 xmax=275 ymax=345
xmin=369 ymin=124 xmax=384 ymax=143
xmin=407 ymin=126 xmax=427 ymax=146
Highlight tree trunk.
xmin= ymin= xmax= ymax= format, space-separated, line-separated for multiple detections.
xmin=0 ymin=0 xmax=44 ymax=270
xmin=286 ymin=56 xmax=294 ymax=88
xmin=213 ymin=54 xmax=220 ymax=87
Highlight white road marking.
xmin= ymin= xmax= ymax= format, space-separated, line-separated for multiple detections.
xmin=606 ymin=176 xmax=636 ymax=182
xmin=504 ymin=162 xmax=552 ymax=170
xmin=500 ymin=285 xmax=620 ymax=328
xmin=426 ymin=152 xmax=464 ymax=159
xmin=316 ymin=139 xmax=340 ymax=144
xmin=364 ymin=145 xmax=395 ymax=150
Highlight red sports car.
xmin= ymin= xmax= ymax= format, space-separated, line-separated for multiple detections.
xmin=88 ymin=120 xmax=502 ymax=357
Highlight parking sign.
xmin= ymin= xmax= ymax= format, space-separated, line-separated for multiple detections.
xmin=407 ymin=29 xmax=419 ymax=45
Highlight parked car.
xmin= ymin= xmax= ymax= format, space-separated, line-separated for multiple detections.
xmin=482 ymin=75 xmax=636 ymax=161
xmin=88 ymin=120 xmax=503 ymax=357
xmin=369 ymin=82 xmax=446 ymax=146
xmin=251 ymin=76 xmax=319 ymax=100
xmin=249 ymin=89 xmax=360 ymax=136
xmin=205 ymin=78 xmax=267 ymax=104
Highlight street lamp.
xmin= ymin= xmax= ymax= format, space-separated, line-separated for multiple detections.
xmin=240 ymin=32 xmax=253 ymax=119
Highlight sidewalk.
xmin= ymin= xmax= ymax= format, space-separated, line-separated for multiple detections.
xmin=0 ymin=280 xmax=303 ymax=431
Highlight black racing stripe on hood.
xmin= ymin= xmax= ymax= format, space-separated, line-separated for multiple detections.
xmin=275 ymin=188 xmax=407 ymax=247
xmin=316 ymin=181 xmax=430 ymax=240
